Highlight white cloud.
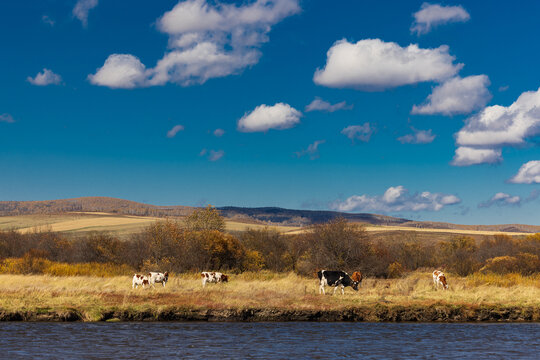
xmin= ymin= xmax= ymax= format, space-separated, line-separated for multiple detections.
xmin=213 ymin=128 xmax=225 ymax=137
xmin=451 ymin=147 xmax=501 ymax=166
xmin=509 ymin=161 xmax=540 ymax=184
xmin=452 ymin=87 xmax=540 ymax=165
xmin=296 ymin=140 xmax=325 ymax=160
xmin=412 ymin=75 xmax=491 ymax=115
xmin=208 ymin=149 xmax=224 ymax=161
xmin=411 ymin=3 xmax=470 ymax=35
xmin=478 ymin=192 xmax=521 ymax=208
xmin=0 ymin=113 xmax=15 ymax=123
xmin=42 ymin=15 xmax=55 ymax=26
xmin=313 ymin=39 xmax=462 ymax=90
xmin=330 ymin=185 xmax=460 ymax=213
xmin=73 ymin=0 xmax=98 ymax=27
xmin=88 ymin=54 xmax=146 ymax=89
xmin=397 ymin=128 xmax=435 ymax=144
xmin=237 ymin=103 xmax=302 ymax=132
xmin=27 ymin=68 xmax=62 ymax=86
xmin=341 ymin=123 xmax=373 ymax=143
xmin=305 ymin=97 xmax=352 ymax=112
xmin=167 ymin=124 xmax=184 ymax=138
xmin=90 ymin=0 xmax=300 ymax=88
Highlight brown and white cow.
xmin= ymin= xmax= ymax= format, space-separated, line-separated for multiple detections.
xmin=433 ymin=270 xmax=448 ymax=290
xmin=201 ymin=271 xmax=228 ymax=288
xmin=132 ymin=273 xmax=149 ymax=289
xmin=148 ymin=271 xmax=169 ymax=288
xmin=351 ymin=271 xmax=363 ymax=285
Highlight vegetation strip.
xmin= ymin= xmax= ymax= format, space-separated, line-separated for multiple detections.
xmin=1 ymin=305 xmax=538 ymax=322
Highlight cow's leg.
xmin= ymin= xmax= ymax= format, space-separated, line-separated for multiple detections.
xmin=162 ymin=282 xmax=166 ymax=288
xmin=319 ymin=283 xmax=325 ymax=295
xmin=202 ymin=278 xmax=206 ymax=288
xmin=333 ymin=286 xmax=338 ymax=295
xmin=341 ymin=285 xmax=345 ymax=295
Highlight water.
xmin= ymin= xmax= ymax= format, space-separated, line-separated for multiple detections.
xmin=1 ymin=322 xmax=538 ymax=359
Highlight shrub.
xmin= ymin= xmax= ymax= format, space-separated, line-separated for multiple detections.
xmin=480 ymin=253 xmax=540 ymax=275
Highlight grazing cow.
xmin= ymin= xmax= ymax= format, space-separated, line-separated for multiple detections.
xmin=148 ymin=271 xmax=169 ymax=288
xmin=132 ymin=274 xmax=149 ymax=289
xmin=317 ymin=270 xmax=359 ymax=295
xmin=351 ymin=271 xmax=363 ymax=285
xmin=201 ymin=271 xmax=229 ymax=288
xmin=433 ymin=270 xmax=448 ymax=290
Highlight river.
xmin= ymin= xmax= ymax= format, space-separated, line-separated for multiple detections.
xmin=1 ymin=322 xmax=538 ymax=359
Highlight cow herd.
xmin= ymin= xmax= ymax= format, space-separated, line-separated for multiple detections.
xmin=132 ymin=269 xmax=449 ymax=293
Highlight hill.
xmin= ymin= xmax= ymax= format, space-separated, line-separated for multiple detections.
xmin=0 ymin=197 xmax=193 ymax=217
xmin=1 ymin=197 xmax=539 ymax=235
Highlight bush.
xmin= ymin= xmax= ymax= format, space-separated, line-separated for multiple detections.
xmin=480 ymin=253 xmax=540 ymax=275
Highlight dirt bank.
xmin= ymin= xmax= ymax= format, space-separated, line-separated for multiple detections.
xmin=1 ymin=305 xmax=539 ymax=322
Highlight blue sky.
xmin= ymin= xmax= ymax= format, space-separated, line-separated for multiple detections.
xmin=1 ymin=0 xmax=540 ymax=225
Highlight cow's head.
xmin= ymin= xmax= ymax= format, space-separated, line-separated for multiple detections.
xmin=163 ymin=272 xmax=169 ymax=281
xmin=351 ymin=281 xmax=359 ymax=291
xmin=221 ymin=274 xmax=228 ymax=282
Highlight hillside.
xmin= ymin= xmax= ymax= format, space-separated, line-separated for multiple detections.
xmin=0 ymin=197 xmax=193 ymax=217
xmin=1 ymin=197 xmax=539 ymax=234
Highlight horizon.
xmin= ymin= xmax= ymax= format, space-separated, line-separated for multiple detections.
xmin=2 ymin=1 xmax=540 ymax=226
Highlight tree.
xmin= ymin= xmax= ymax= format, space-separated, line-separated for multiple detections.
xmin=184 ymin=205 xmax=226 ymax=232
xmin=303 ymin=217 xmax=371 ymax=272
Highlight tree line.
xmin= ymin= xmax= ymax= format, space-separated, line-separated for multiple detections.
xmin=0 ymin=206 xmax=539 ymax=277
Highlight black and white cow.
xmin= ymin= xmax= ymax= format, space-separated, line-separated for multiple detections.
xmin=317 ymin=270 xmax=359 ymax=295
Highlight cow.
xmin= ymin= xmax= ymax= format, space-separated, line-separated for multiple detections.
xmin=148 ymin=271 xmax=169 ymax=288
xmin=433 ymin=270 xmax=448 ymax=290
xmin=351 ymin=271 xmax=363 ymax=285
xmin=201 ymin=271 xmax=229 ymax=288
xmin=317 ymin=270 xmax=359 ymax=295
xmin=132 ymin=274 xmax=149 ymax=289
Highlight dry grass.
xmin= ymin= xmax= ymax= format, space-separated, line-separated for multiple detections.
xmin=0 ymin=272 xmax=538 ymax=320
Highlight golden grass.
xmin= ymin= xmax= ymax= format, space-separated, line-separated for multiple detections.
xmin=0 ymin=271 xmax=538 ymax=320
xmin=1 ymin=213 xmax=530 ymax=237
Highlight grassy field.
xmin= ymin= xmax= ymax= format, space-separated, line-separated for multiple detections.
xmin=1 ymin=272 xmax=538 ymax=321
xmin=0 ymin=213 xmax=301 ymax=237
xmin=0 ymin=212 xmax=532 ymax=238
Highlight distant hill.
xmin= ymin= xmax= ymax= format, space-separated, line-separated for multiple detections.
xmin=217 ymin=206 xmax=408 ymax=226
xmin=0 ymin=197 xmax=193 ymax=217
xmin=1 ymin=197 xmax=539 ymax=233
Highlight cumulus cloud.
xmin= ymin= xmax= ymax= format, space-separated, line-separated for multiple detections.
xmin=166 ymin=124 xmax=184 ymax=138
xmin=0 ymin=113 xmax=15 ymax=123
xmin=237 ymin=103 xmax=302 ymax=132
xmin=411 ymin=3 xmax=470 ymax=35
xmin=295 ymin=140 xmax=325 ymax=160
xmin=452 ymin=87 xmax=540 ymax=165
xmin=213 ymin=128 xmax=225 ymax=137
xmin=88 ymin=54 xmax=146 ymax=89
xmin=73 ymin=0 xmax=98 ymax=27
xmin=305 ymin=97 xmax=353 ymax=112
xmin=478 ymin=192 xmax=521 ymax=208
xmin=451 ymin=147 xmax=501 ymax=166
xmin=397 ymin=128 xmax=435 ymax=144
xmin=509 ymin=161 xmax=540 ymax=184
xmin=313 ymin=39 xmax=462 ymax=90
xmin=330 ymin=185 xmax=460 ymax=213
xmin=412 ymin=75 xmax=491 ymax=115
xmin=341 ymin=123 xmax=373 ymax=143
xmin=90 ymin=0 xmax=300 ymax=88
xmin=27 ymin=69 xmax=62 ymax=86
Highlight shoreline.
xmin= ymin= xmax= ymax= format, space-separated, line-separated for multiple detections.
xmin=2 ymin=305 xmax=539 ymax=322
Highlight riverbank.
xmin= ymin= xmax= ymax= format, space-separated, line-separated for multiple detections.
xmin=1 ymin=272 xmax=538 ymax=322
